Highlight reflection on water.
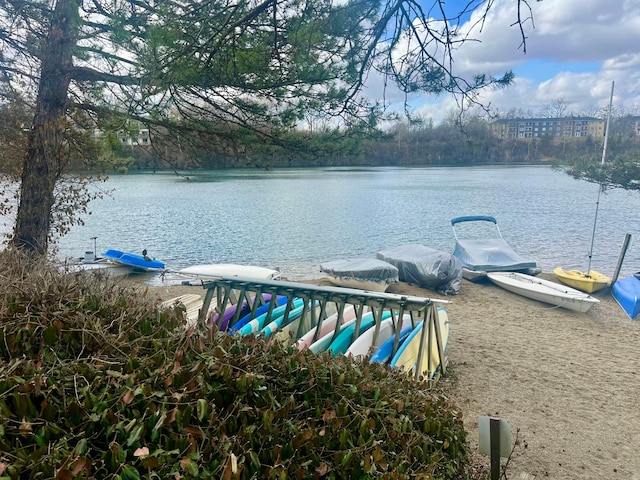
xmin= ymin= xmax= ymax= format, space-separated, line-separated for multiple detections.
xmin=4 ymin=166 xmax=640 ymax=281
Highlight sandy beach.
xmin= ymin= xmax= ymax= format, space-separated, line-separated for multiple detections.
xmin=150 ymin=272 xmax=640 ymax=480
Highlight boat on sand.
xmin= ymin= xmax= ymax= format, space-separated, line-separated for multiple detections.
xmin=178 ymin=263 xmax=281 ymax=281
xmin=376 ymin=244 xmax=462 ymax=295
xmin=554 ymin=82 xmax=615 ymax=294
xmin=451 ymin=215 xmax=539 ymax=282
xmin=320 ymin=257 xmax=399 ymax=292
xmin=611 ymin=273 xmax=640 ymax=320
xmin=553 ymin=267 xmax=611 ymax=294
xmin=487 ymin=272 xmax=600 ymax=313
xmin=102 ymin=249 xmax=166 ymax=272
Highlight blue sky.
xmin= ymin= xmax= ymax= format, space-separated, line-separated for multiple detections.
xmin=367 ymin=0 xmax=640 ymax=123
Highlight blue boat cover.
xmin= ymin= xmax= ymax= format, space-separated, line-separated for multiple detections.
xmin=452 ymin=238 xmax=537 ymax=273
xmin=376 ymin=244 xmax=462 ymax=295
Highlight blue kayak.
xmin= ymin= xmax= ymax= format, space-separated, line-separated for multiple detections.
xmin=102 ymin=249 xmax=165 ymax=272
xmin=327 ymin=311 xmax=392 ymax=356
xmin=228 ymin=296 xmax=287 ymax=333
xmin=237 ymin=298 xmax=304 ymax=336
xmin=612 ymin=273 xmax=640 ymax=320
xmin=261 ymin=303 xmax=308 ymax=338
xmin=370 ymin=324 xmax=414 ymax=364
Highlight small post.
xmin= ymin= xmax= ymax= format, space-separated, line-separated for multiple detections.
xmin=490 ymin=418 xmax=501 ymax=480
xmin=479 ymin=415 xmax=512 ymax=480
xmin=612 ymin=233 xmax=633 ymax=284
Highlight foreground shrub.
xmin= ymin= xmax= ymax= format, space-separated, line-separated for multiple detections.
xmin=0 ymin=250 xmax=469 ymax=479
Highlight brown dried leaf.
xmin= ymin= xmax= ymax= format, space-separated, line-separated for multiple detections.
xmin=56 ymin=469 xmax=72 ymax=480
xmin=122 ymin=390 xmax=134 ymax=405
xmin=315 ymin=462 xmax=330 ymax=475
xmin=71 ymin=457 xmax=90 ymax=475
xmin=322 ymin=409 xmax=336 ymax=422
xmin=134 ymin=447 xmax=150 ymax=457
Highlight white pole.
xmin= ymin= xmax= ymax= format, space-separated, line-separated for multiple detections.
xmin=601 ymin=81 xmax=615 ymax=165
xmin=586 ymin=81 xmax=615 ymax=275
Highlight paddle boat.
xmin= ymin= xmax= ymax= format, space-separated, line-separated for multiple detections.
xmin=611 ymin=273 xmax=640 ymax=320
xmin=320 ymin=257 xmax=399 ymax=292
xmin=487 ymin=272 xmax=600 ymax=313
xmin=102 ymin=248 xmax=166 ymax=272
xmin=451 ymin=215 xmax=539 ymax=282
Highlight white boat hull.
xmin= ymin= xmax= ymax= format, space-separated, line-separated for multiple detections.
xmin=178 ymin=264 xmax=281 ymax=281
xmin=462 ymin=266 xmax=542 ymax=282
xmin=487 ymin=272 xmax=600 ymax=313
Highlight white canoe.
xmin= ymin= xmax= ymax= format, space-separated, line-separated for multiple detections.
xmin=487 ymin=272 xmax=600 ymax=313
xmin=178 ymin=263 xmax=282 ymax=281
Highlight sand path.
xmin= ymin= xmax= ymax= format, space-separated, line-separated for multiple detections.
xmin=152 ymin=273 xmax=640 ymax=479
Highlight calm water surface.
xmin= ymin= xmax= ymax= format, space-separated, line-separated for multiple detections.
xmin=47 ymin=165 xmax=640 ymax=281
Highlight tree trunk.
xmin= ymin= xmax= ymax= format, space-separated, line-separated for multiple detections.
xmin=12 ymin=0 xmax=79 ymax=254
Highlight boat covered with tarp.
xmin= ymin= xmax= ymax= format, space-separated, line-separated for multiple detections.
xmin=451 ymin=215 xmax=538 ymax=281
xmin=320 ymin=257 xmax=399 ymax=292
xmin=376 ymin=244 xmax=462 ymax=295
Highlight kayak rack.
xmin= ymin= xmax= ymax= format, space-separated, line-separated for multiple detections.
xmin=199 ymin=276 xmax=451 ymax=382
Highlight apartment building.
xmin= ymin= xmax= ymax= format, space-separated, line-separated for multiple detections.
xmin=625 ymin=116 xmax=640 ymax=136
xmin=92 ymin=123 xmax=151 ymax=146
xmin=491 ymin=117 xmax=605 ymax=139
xmin=118 ymin=126 xmax=151 ymax=146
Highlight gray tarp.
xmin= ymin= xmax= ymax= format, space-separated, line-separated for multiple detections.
xmin=320 ymin=257 xmax=399 ymax=282
xmin=376 ymin=244 xmax=462 ymax=295
xmin=452 ymin=238 xmax=537 ymax=272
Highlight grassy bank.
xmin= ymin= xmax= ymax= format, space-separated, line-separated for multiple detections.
xmin=0 ymin=251 xmax=478 ymax=479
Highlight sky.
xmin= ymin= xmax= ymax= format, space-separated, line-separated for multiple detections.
xmin=368 ymin=0 xmax=640 ymax=123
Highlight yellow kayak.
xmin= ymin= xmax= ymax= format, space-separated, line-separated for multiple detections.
xmin=553 ymin=267 xmax=611 ymax=294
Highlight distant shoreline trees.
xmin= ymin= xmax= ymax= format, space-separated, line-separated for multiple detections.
xmin=53 ymin=116 xmax=640 ymax=171
xmin=3 ymin=105 xmax=640 ymax=173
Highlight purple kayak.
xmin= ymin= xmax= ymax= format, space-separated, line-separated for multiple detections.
xmin=213 ymin=294 xmax=274 ymax=331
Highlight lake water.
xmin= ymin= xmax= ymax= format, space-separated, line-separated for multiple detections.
xmin=41 ymin=165 xmax=640 ymax=283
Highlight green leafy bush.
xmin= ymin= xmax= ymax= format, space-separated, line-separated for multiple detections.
xmin=0 ymin=251 xmax=470 ymax=479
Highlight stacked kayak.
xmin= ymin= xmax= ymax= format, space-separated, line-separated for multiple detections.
xmin=213 ymin=294 xmax=450 ymax=380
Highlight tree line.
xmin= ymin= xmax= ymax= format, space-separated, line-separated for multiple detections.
xmin=4 ymin=112 xmax=629 ymax=171
xmin=3 ymin=95 xmax=639 ymax=174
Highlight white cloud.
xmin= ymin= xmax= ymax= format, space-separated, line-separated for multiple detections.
xmin=366 ymin=0 xmax=640 ymax=123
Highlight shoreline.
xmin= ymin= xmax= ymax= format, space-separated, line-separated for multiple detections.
xmin=148 ymin=272 xmax=640 ymax=479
